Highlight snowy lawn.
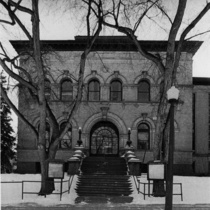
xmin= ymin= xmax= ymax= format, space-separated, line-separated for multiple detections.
xmin=1 ymin=173 xmax=210 ymax=206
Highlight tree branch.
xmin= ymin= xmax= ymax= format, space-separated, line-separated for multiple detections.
xmin=0 ymin=0 xmax=32 ymax=40
xmin=134 ymin=0 xmax=159 ymax=32
xmin=0 ymin=58 xmax=37 ymax=92
xmin=101 ymin=19 xmax=165 ymax=73
xmin=154 ymin=1 xmax=172 ymax=24
xmin=185 ymin=30 xmax=210 ymax=41
xmin=173 ymin=2 xmax=210 ymax=82
xmin=9 ymin=0 xmax=33 ymax=15
xmin=165 ymin=0 xmax=187 ymax=85
xmin=0 ymin=0 xmax=16 ymax=25
xmin=52 ymin=1 xmax=103 ymax=148
xmin=86 ymin=0 xmax=91 ymax=37
xmin=0 ymin=84 xmax=38 ymax=139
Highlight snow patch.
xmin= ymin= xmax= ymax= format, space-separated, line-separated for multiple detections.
xmin=1 ymin=173 xmax=210 ymax=206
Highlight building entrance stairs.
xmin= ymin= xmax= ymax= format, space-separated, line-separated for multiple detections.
xmin=75 ymin=157 xmax=133 ymax=198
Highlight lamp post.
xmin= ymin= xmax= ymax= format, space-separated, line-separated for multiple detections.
xmin=127 ymin=128 xmax=132 ymax=147
xmin=165 ymin=86 xmax=179 ymax=210
xmin=77 ymin=127 xmax=83 ymax=147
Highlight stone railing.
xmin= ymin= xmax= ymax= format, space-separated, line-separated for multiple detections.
xmin=122 ymin=150 xmax=141 ymax=176
xmin=67 ymin=149 xmax=86 ymax=175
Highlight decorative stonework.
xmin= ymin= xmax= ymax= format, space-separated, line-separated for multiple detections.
xmin=82 ymin=112 xmax=127 ymax=136
xmin=63 ymin=70 xmax=69 ymax=75
xmin=100 ymin=106 xmax=109 ymax=118
xmin=114 ymin=71 xmax=119 ymax=78
xmin=62 ymin=111 xmax=69 ymax=119
xmin=91 ymin=70 xmax=97 ymax=76
xmin=142 ymin=71 xmax=148 ymax=77
xmin=141 ymin=113 xmax=148 ymax=120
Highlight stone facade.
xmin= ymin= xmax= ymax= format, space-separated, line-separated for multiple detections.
xmin=193 ymin=78 xmax=210 ymax=175
xmin=11 ymin=37 xmax=209 ymax=175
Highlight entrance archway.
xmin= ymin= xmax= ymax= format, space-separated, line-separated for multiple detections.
xmin=90 ymin=121 xmax=119 ymax=156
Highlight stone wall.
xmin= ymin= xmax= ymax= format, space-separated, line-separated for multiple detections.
xmin=193 ymin=86 xmax=210 ymax=175
xmin=17 ymin=50 xmax=195 ymax=174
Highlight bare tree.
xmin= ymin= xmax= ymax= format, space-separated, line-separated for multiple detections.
xmin=0 ymin=0 xmax=102 ymax=195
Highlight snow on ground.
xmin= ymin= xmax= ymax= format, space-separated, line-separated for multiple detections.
xmin=1 ymin=173 xmax=210 ymax=206
xmin=130 ymin=174 xmax=210 ymax=205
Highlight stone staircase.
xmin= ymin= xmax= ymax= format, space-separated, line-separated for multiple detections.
xmin=75 ymin=157 xmax=133 ymax=197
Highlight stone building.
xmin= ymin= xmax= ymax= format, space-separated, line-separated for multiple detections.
xmin=11 ymin=36 xmax=209 ymax=175
xmin=193 ymin=77 xmax=210 ymax=175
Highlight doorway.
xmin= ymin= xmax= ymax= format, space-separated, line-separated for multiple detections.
xmin=90 ymin=121 xmax=119 ymax=156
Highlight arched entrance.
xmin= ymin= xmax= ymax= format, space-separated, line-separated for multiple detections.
xmin=90 ymin=121 xmax=119 ymax=156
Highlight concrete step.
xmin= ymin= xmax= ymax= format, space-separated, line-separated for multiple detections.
xmin=75 ymin=195 xmax=134 ymax=204
xmin=76 ymin=157 xmax=132 ymax=197
xmin=78 ymin=176 xmax=130 ymax=180
xmin=76 ymin=182 xmax=132 ymax=189
xmin=81 ymin=172 xmax=128 ymax=175
xmin=76 ymin=191 xmax=132 ymax=196
xmin=78 ymin=174 xmax=130 ymax=178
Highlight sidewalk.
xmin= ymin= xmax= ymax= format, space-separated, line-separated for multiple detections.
xmin=2 ymin=203 xmax=210 ymax=210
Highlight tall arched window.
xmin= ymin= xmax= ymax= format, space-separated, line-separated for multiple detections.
xmin=88 ymin=79 xmax=100 ymax=101
xmin=137 ymin=123 xmax=150 ymax=150
xmin=138 ymin=80 xmax=150 ymax=102
xmin=45 ymin=79 xmax=51 ymax=101
xmin=110 ymin=79 xmax=122 ymax=101
xmin=60 ymin=122 xmax=72 ymax=149
xmin=61 ymin=79 xmax=73 ymax=101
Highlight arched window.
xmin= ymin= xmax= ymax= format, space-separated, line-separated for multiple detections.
xmin=61 ymin=79 xmax=73 ymax=101
xmin=88 ymin=79 xmax=100 ymax=101
xmin=60 ymin=122 xmax=72 ymax=149
xmin=110 ymin=79 xmax=122 ymax=101
xmin=45 ymin=79 xmax=51 ymax=101
xmin=137 ymin=123 xmax=150 ymax=150
xmin=138 ymin=80 xmax=150 ymax=102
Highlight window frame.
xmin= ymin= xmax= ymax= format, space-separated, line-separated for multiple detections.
xmin=137 ymin=123 xmax=150 ymax=150
xmin=110 ymin=79 xmax=122 ymax=102
xmin=88 ymin=79 xmax=100 ymax=101
xmin=138 ymin=79 xmax=150 ymax=102
xmin=60 ymin=78 xmax=73 ymax=101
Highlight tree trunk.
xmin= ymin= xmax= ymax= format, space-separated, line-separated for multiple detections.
xmin=32 ymin=0 xmax=54 ymax=195
xmin=38 ymin=158 xmax=55 ymax=195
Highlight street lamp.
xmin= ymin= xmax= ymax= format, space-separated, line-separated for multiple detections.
xmin=77 ymin=127 xmax=83 ymax=147
xmin=165 ymin=86 xmax=179 ymax=210
xmin=126 ymin=128 xmax=132 ymax=147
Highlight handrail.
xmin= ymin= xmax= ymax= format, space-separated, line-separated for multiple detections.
xmin=1 ymin=175 xmax=74 ymax=201
xmin=132 ymin=175 xmax=140 ymax=192
xmin=135 ymin=178 xmax=183 ymax=201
